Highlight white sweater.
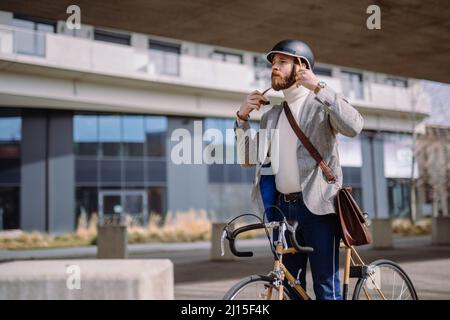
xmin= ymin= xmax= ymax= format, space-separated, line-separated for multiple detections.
xmin=272 ymin=84 xmax=310 ymax=194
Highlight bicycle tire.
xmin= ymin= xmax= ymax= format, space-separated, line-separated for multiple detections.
xmin=223 ymin=275 xmax=293 ymax=300
xmin=352 ymin=259 xmax=418 ymax=300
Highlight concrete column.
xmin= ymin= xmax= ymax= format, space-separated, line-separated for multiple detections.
xmin=21 ymin=110 xmax=47 ymax=231
xmin=48 ymin=111 xmax=75 ymax=233
xmin=432 ymin=216 xmax=450 ymax=245
xmin=97 ymin=224 xmax=128 ymax=259
xmin=210 ymin=222 xmax=236 ymax=261
xmin=361 ymin=132 xmax=392 ymax=248
xmin=20 ymin=110 xmax=75 ymax=233
xmin=370 ymin=219 xmax=393 ymax=249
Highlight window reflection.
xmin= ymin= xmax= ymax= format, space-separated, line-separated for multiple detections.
xmin=148 ymin=40 xmax=180 ymax=76
xmin=145 ymin=116 xmax=167 ymax=158
xmin=99 ymin=115 xmax=121 ymax=157
xmin=12 ymin=17 xmax=55 ymax=57
xmin=74 ymin=115 xmax=98 ymax=156
xmin=123 ymin=116 xmax=145 ymax=157
xmin=74 ymin=113 xmax=168 ymax=226
xmin=0 ymin=112 xmax=21 ymax=230
xmin=341 ymin=70 xmax=364 ymax=100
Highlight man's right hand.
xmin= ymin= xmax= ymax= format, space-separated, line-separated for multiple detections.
xmin=237 ymin=90 xmax=269 ymax=121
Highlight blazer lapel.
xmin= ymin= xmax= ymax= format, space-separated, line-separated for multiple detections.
xmin=261 ymin=105 xmax=282 ymax=164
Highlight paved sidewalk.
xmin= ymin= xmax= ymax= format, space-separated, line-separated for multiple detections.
xmin=1 ymin=235 xmax=449 ymax=299
xmin=0 ymin=235 xmax=435 ymax=262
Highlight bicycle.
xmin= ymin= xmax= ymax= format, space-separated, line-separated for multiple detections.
xmin=221 ymin=212 xmax=418 ymax=300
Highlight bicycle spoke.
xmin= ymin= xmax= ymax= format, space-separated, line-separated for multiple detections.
xmin=391 ymin=269 xmax=396 ymax=300
xmin=396 ymin=281 xmax=408 ymax=300
xmin=353 ymin=261 xmax=417 ymax=300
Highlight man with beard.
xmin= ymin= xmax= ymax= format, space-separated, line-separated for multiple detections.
xmin=234 ymin=40 xmax=364 ymax=300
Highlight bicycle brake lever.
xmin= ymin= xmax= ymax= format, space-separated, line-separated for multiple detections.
xmin=220 ymin=229 xmax=227 ymax=256
xmin=285 ymin=220 xmax=298 ymax=233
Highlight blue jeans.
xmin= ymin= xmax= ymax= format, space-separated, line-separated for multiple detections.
xmin=272 ymin=194 xmax=342 ymax=300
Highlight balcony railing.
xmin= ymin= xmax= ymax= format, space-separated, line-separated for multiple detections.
xmin=0 ymin=24 xmax=431 ymax=115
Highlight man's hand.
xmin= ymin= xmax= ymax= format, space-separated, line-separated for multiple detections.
xmin=295 ymin=58 xmax=319 ymax=91
xmin=237 ymin=90 xmax=269 ymax=121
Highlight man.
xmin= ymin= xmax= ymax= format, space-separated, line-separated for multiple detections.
xmin=234 ymin=40 xmax=364 ymax=300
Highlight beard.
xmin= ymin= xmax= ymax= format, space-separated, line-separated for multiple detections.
xmin=271 ymin=65 xmax=297 ymax=91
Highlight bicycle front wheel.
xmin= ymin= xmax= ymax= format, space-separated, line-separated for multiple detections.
xmin=352 ymin=259 xmax=418 ymax=300
xmin=223 ymin=275 xmax=293 ymax=300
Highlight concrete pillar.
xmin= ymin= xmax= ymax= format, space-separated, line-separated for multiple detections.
xmin=361 ymin=132 xmax=392 ymax=248
xmin=48 ymin=111 xmax=75 ymax=233
xmin=97 ymin=224 xmax=128 ymax=259
xmin=210 ymin=222 xmax=236 ymax=261
xmin=21 ymin=110 xmax=47 ymax=231
xmin=432 ymin=216 xmax=450 ymax=245
xmin=21 ymin=110 xmax=76 ymax=233
xmin=370 ymin=219 xmax=393 ymax=249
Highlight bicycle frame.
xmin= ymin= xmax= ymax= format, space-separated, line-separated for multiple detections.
xmin=223 ymin=218 xmax=389 ymax=300
xmin=271 ymin=240 xmax=390 ymax=300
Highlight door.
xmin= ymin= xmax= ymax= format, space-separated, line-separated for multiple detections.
xmin=99 ymin=190 xmax=148 ymax=225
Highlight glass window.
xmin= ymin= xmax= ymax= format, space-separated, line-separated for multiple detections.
xmin=0 ymin=116 xmax=22 ymax=161
xmin=145 ymin=116 xmax=167 ymax=157
xmin=148 ymin=40 xmax=180 ymax=76
xmin=314 ymin=66 xmax=332 ymax=77
xmin=123 ymin=116 xmax=145 ymax=157
xmin=94 ymin=29 xmax=131 ymax=46
xmin=99 ymin=115 xmax=122 ymax=157
xmin=0 ymin=117 xmax=21 ymax=142
xmin=383 ymin=133 xmax=417 ymax=178
xmin=204 ymin=118 xmax=235 ymax=164
xmin=0 ymin=113 xmax=21 ymax=230
xmin=253 ymin=55 xmax=272 ymax=85
xmin=0 ymin=187 xmax=20 ymax=230
xmin=341 ymin=70 xmax=364 ymax=100
xmin=204 ymin=118 xmax=258 ymax=183
xmin=74 ymin=115 xmax=98 ymax=156
xmin=74 ymin=114 xmax=168 ymax=229
xmin=148 ymin=187 xmax=166 ymax=220
xmin=212 ymin=50 xmax=243 ymax=64
xmin=337 ymin=134 xmax=362 ymax=167
xmin=76 ymin=187 xmax=99 ymax=225
xmin=12 ymin=16 xmax=55 ymax=56
xmin=385 ymin=77 xmax=408 ymax=88
xmin=387 ymin=178 xmax=411 ymax=218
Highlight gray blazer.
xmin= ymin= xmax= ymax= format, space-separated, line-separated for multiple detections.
xmin=234 ymin=85 xmax=364 ymax=216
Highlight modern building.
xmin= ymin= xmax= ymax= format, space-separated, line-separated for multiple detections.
xmin=0 ymin=10 xmax=431 ymax=233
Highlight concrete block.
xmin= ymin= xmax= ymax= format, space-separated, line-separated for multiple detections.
xmin=432 ymin=216 xmax=450 ymax=245
xmin=210 ymin=222 xmax=236 ymax=261
xmin=97 ymin=225 xmax=128 ymax=259
xmin=0 ymin=260 xmax=173 ymax=300
xmin=370 ymin=218 xmax=393 ymax=249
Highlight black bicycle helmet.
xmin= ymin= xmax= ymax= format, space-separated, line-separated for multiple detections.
xmin=266 ymin=39 xmax=315 ymax=70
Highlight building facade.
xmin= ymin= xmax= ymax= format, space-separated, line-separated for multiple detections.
xmin=0 ymin=11 xmax=431 ymax=233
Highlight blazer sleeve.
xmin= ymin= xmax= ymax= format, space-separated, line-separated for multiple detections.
xmin=314 ymin=85 xmax=364 ymax=137
xmin=234 ymin=112 xmax=269 ymax=168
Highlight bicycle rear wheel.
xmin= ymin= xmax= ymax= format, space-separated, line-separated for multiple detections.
xmin=223 ymin=275 xmax=293 ymax=300
xmin=352 ymin=259 xmax=418 ymax=300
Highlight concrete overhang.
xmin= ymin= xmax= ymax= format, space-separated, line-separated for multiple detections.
xmin=0 ymin=0 xmax=449 ymax=83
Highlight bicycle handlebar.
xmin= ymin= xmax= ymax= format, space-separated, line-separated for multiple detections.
xmin=286 ymin=221 xmax=314 ymax=253
xmin=222 ymin=220 xmax=314 ymax=258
